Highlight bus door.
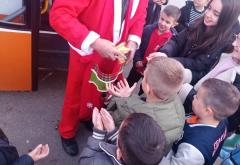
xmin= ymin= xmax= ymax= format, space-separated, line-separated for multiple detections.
xmin=38 ymin=0 xmax=69 ymax=70
xmin=0 ymin=0 xmax=39 ymax=91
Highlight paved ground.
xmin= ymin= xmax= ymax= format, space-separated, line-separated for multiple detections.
xmin=0 ymin=70 xmax=91 ymax=165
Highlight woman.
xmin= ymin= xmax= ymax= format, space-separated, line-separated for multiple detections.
xmin=158 ymin=0 xmax=240 ymax=84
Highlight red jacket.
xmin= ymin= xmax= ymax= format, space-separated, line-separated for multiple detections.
xmin=50 ymin=0 xmax=148 ymax=56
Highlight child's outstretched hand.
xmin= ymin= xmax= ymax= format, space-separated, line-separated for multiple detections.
xmin=92 ymin=107 xmax=104 ymax=131
xmin=100 ymin=108 xmax=115 ymax=132
xmin=28 ymin=144 xmax=49 ymax=162
xmin=107 ymin=79 xmax=137 ymax=97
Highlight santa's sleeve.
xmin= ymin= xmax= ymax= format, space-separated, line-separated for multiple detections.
xmin=127 ymin=0 xmax=148 ymax=48
xmin=49 ymin=0 xmax=100 ymax=55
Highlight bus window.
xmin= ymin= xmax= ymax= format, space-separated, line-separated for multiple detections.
xmin=0 ymin=0 xmax=26 ymax=25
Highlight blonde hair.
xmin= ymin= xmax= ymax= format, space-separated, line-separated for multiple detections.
xmin=145 ymin=57 xmax=184 ymax=99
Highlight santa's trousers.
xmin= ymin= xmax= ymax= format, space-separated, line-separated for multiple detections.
xmin=59 ymin=53 xmax=103 ymax=138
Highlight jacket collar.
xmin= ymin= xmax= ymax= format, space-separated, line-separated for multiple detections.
xmin=99 ymin=142 xmax=124 ymax=165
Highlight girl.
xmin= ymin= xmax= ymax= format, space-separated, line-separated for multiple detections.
xmin=158 ymin=0 xmax=240 ymax=84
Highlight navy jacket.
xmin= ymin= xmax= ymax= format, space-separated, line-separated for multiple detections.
xmin=0 ymin=129 xmax=34 ymax=165
xmin=145 ymin=1 xmax=161 ymax=25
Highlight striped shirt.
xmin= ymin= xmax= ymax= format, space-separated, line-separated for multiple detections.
xmin=189 ymin=6 xmax=205 ymax=24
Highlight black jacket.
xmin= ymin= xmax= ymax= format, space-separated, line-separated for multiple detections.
xmin=145 ymin=1 xmax=161 ymax=25
xmin=159 ymin=23 xmax=240 ymax=84
xmin=0 ymin=129 xmax=34 ymax=165
xmin=145 ymin=0 xmax=168 ymax=25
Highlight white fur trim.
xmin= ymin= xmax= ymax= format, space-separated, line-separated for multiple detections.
xmin=178 ymin=83 xmax=193 ymax=103
xmin=128 ymin=35 xmax=141 ymax=48
xmin=68 ymin=31 xmax=100 ymax=56
xmin=184 ymin=68 xmax=192 ymax=84
xmin=113 ymin=0 xmax=122 ymax=44
xmin=130 ymin=0 xmax=140 ymax=19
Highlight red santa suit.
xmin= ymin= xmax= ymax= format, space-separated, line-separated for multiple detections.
xmin=50 ymin=0 xmax=147 ymax=138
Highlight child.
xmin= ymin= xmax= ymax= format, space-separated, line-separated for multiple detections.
xmin=146 ymin=0 xmax=169 ymax=25
xmin=127 ymin=5 xmax=180 ymax=88
xmin=175 ymin=0 xmax=210 ymax=32
xmin=108 ymin=57 xmax=185 ymax=153
xmin=79 ymin=108 xmax=166 ymax=165
xmin=0 ymin=128 xmax=49 ymax=165
xmin=162 ymin=78 xmax=240 ymax=165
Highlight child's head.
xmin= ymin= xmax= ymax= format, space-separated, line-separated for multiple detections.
xmin=193 ymin=0 xmax=209 ymax=11
xmin=193 ymin=78 xmax=240 ymax=121
xmin=142 ymin=57 xmax=184 ymax=100
xmin=117 ymin=113 xmax=166 ymax=165
xmin=203 ymin=0 xmax=240 ymax=27
xmin=188 ymin=0 xmax=240 ymax=54
xmin=158 ymin=5 xmax=180 ymax=33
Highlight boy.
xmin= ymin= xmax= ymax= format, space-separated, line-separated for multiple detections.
xmin=79 ymin=108 xmax=166 ymax=165
xmin=162 ymin=78 xmax=240 ymax=165
xmin=108 ymin=57 xmax=185 ymax=153
xmin=175 ymin=0 xmax=209 ymax=32
xmin=127 ymin=5 xmax=180 ymax=88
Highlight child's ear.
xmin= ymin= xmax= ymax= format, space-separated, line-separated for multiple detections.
xmin=172 ymin=21 xmax=178 ymax=28
xmin=146 ymin=83 xmax=151 ymax=95
xmin=116 ymin=147 xmax=122 ymax=160
xmin=206 ymin=106 xmax=214 ymax=116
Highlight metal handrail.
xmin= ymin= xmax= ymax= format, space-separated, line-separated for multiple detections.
xmin=2 ymin=6 xmax=26 ymax=22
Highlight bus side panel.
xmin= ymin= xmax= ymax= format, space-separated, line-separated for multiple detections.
xmin=0 ymin=30 xmax=32 ymax=91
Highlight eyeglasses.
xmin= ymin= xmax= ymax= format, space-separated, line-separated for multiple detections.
xmin=234 ymin=34 xmax=240 ymax=44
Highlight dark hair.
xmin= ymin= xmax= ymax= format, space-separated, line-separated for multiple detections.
xmin=201 ymin=78 xmax=240 ymax=121
xmin=118 ymin=113 xmax=166 ymax=165
xmin=186 ymin=0 xmax=240 ymax=55
xmin=162 ymin=0 xmax=169 ymax=5
xmin=162 ymin=5 xmax=181 ymax=21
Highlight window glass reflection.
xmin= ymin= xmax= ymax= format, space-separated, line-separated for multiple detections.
xmin=0 ymin=0 xmax=25 ymax=25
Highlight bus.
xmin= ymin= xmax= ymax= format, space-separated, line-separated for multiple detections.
xmin=0 ymin=0 xmax=68 ymax=91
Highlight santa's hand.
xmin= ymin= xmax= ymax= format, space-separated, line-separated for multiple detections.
xmin=125 ymin=41 xmax=137 ymax=64
xmin=91 ymin=38 xmax=124 ymax=61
